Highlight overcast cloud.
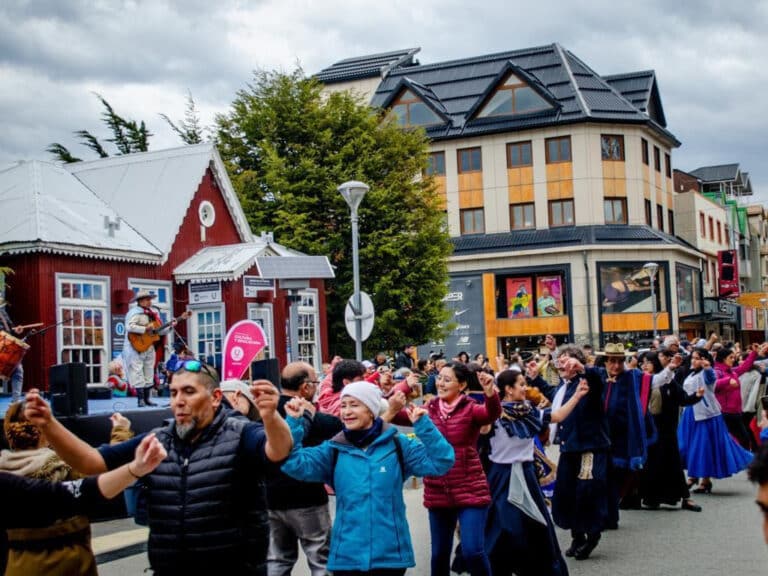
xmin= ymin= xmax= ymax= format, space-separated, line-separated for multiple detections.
xmin=1 ymin=0 xmax=767 ymax=201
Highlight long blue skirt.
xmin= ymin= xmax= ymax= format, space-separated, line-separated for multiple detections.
xmin=677 ymin=407 xmax=753 ymax=479
xmin=486 ymin=460 xmax=568 ymax=576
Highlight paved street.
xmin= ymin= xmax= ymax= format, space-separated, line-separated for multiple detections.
xmin=96 ymin=467 xmax=765 ymax=575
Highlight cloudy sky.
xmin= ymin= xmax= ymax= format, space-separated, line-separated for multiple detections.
xmin=2 ymin=0 xmax=767 ymax=201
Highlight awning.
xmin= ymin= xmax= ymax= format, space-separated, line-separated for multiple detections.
xmin=256 ymin=256 xmax=335 ymax=279
xmin=679 ymin=312 xmax=735 ymax=323
xmin=174 ymin=242 xmax=271 ymax=284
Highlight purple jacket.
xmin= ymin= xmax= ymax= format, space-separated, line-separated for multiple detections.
xmin=714 ymin=350 xmax=757 ymax=414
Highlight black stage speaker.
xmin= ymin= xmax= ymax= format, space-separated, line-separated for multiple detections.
xmin=49 ymin=363 xmax=88 ymax=417
xmin=250 ymin=358 xmax=281 ymax=389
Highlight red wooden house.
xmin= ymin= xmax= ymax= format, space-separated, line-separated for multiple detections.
xmin=0 ymin=143 xmax=333 ymax=391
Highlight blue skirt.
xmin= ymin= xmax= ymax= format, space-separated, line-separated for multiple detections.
xmin=677 ymin=407 xmax=753 ymax=479
xmin=486 ymin=460 xmax=568 ymax=576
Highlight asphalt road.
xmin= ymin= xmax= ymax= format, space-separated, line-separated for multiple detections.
xmin=96 ymin=468 xmax=766 ymax=575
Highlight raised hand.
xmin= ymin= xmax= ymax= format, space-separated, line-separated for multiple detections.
xmin=575 ymin=378 xmax=590 ymax=398
xmin=250 ymin=379 xmax=280 ymax=419
xmin=131 ymin=433 xmax=168 ymax=477
xmin=283 ymin=397 xmax=305 ymax=419
xmin=110 ymin=412 xmax=131 ymax=430
xmin=406 ymin=403 xmax=427 ymax=423
xmin=23 ymin=389 xmax=53 ymax=428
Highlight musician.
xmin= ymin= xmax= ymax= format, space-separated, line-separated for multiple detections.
xmin=0 ymin=297 xmax=26 ymax=402
xmin=124 ymin=291 xmax=176 ymax=408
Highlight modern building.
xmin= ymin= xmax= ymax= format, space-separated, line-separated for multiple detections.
xmin=0 ymin=143 xmax=333 ymax=392
xmin=318 ymin=44 xmax=705 ymax=357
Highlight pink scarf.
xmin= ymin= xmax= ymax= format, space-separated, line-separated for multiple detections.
xmin=438 ymin=395 xmax=463 ymax=420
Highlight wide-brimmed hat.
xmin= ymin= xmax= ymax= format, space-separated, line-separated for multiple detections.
xmin=220 ymin=379 xmax=256 ymax=407
xmin=131 ymin=290 xmax=153 ymax=302
xmin=597 ymin=342 xmax=636 ymax=357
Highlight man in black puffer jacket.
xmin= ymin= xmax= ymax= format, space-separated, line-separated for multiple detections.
xmin=23 ymin=362 xmax=294 ymax=576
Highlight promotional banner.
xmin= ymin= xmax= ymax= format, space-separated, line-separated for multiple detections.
xmin=600 ymin=264 xmax=661 ymax=313
xmin=507 ymin=277 xmax=533 ymax=318
xmin=536 ymin=276 xmax=563 ymax=316
xmin=222 ymin=320 xmax=268 ymax=380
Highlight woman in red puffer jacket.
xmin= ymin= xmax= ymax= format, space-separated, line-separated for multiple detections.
xmin=424 ymin=361 xmax=501 ymax=576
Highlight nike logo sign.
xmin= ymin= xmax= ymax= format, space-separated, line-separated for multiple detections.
xmin=454 ymin=308 xmax=469 ymax=317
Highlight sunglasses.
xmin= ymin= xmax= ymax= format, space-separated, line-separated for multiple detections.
xmin=178 ymin=359 xmax=218 ymax=381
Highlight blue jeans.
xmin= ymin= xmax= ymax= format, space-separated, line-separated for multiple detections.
xmin=10 ymin=363 xmax=23 ymax=402
xmin=429 ymin=507 xmax=490 ymax=576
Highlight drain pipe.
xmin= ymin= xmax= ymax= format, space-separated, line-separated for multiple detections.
xmin=583 ymin=250 xmax=594 ymax=346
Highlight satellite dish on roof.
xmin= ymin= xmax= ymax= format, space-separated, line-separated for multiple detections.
xmin=345 ymin=291 xmax=375 ymax=342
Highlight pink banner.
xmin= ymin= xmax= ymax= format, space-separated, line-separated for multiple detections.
xmin=222 ymin=320 xmax=268 ymax=380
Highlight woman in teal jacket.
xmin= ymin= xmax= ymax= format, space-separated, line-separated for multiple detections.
xmin=282 ymin=381 xmax=454 ymax=576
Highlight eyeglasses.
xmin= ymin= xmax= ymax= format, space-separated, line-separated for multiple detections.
xmin=178 ymin=360 xmax=218 ymax=381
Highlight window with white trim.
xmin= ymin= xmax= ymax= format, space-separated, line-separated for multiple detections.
xmin=57 ymin=274 xmax=109 ymax=384
xmin=247 ymin=304 xmax=274 ymax=359
xmin=191 ymin=306 xmax=225 ymax=372
xmin=297 ymin=289 xmax=321 ymax=369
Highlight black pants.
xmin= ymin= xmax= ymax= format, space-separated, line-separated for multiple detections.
xmin=722 ymin=412 xmax=752 ymax=450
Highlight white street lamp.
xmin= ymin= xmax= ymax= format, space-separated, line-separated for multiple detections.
xmin=338 ymin=180 xmax=369 ymax=361
xmin=644 ymin=262 xmax=659 ymax=339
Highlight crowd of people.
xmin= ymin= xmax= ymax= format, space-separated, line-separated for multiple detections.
xmin=2 ymin=332 xmax=768 ymax=575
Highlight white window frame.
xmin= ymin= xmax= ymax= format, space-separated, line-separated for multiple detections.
xmin=55 ymin=273 xmax=111 ymax=384
xmin=297 ymin=288 xmax=321 ymax=370
xmin=189 ymin=304 xmax=226 ymax=371
xmin=247 ymin=303 xmax=274 ymax=360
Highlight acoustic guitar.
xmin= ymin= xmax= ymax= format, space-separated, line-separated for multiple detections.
xmin=128 ymin=311 xmax=191 ymax=353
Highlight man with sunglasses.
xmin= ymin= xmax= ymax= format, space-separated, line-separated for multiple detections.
xmin=23 ymin=359 xmax=293 ymax=576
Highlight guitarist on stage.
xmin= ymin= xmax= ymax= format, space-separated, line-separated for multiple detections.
xmin=124 ymin=290 xmax=177 ymax=407
xmin=0 ymin=297 xmax=27 ymax=402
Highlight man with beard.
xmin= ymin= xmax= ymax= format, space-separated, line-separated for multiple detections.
xmin=23 ymin=361 xmax=293 ymax=576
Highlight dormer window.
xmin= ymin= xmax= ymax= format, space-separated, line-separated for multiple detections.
xmin=388 ymin=89 xmax=442 ymax=127
xmin=477 ymin=73 xmax=552 ymax=118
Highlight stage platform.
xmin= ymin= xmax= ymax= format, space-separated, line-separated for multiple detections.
xmin=0 ymin=394 xmax=173 ymax=520
xmin=0 ymin=394 xmax=173 ymax=448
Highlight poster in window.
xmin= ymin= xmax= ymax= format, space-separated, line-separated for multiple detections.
xmin=600 ymin=264 xmax=661 ymax=313
xmin=536 ymin=276 xmax=563 ymax=316
xmin=506 ymin=277 xmax=533 ymax=318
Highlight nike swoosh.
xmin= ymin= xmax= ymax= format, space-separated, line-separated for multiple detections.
xmin=454 ymin=308 xmax=469 ymax=317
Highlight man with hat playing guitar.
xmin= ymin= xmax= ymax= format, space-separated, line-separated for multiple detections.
xmin=124 ymin=291 xmax=188 ymax=407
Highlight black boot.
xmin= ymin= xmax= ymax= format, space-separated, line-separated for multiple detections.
xmin=565 ymin=532 xmax=586 ymax=557
xmin=138 ymin=390 xmax=146 ymax=408
xmin=574 ymin=532 xmax=601 ymax=560
xmin=144 ymin=387 xmax=157 ymax=407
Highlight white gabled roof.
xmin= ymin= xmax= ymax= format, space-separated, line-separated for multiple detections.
xmin=67 ymin=143 xmax=253 ymax=261
xmin=173 ymin=240 xmax=280 ymax=283
xmin=0 ymin=160 xmax=162 ymax=263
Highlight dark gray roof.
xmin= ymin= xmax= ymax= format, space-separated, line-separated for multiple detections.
xmin=689 ymin=163 xmax=740 ymax=182
xmin=256 ymin=256 xmax=335 ymax=279
xmin=603 ymin=70 xmax=667 ymax=127
xmin=451 ymin=225 xmax=695 ymax=256
xmin=369 ymin=43 xmax=678 ymax=145
xmin=315 ymin=48 xmax=420 ymax=83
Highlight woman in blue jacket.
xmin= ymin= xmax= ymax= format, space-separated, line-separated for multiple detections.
xmin=282 ymin=380 xmax=455 ymax=576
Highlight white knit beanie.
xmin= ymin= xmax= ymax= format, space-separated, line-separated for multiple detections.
xmin=341 ymin=380 xmax=386 ymax=417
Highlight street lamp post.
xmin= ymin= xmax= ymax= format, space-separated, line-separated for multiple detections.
xmin=644 ymin=262 xmax=659 ymax=339
xmin=338 ymin=180 xmax=369 ymax=361
xmin=760 ymin=298 xmax=768 ymax=343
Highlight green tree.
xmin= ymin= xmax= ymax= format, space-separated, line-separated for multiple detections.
xmin=160 ymin=90 xmax=205 ymax=145
xmin=216 ymin=69 xmax=452 ymax=357
xmin=47 ymin=93 xmax=153 ymax=163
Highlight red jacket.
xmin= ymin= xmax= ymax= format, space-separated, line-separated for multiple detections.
xmin=714 ymin=350 xmax=757 ymax=414
xmin=423 ymin=392 xmax=501 ymax=508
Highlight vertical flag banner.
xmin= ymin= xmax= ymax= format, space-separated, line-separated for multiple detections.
xmin=222 ymin=320 xmax=268 ymax=380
